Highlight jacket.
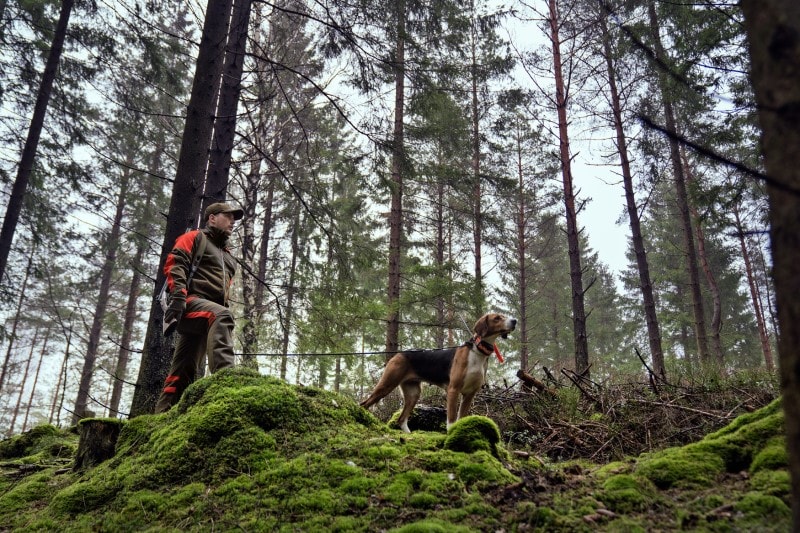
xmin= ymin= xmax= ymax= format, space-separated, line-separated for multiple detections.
xmin=164 ymin=226 xmax=237 ymax=306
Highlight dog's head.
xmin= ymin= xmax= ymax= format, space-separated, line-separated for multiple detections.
xmin=473 ymin=313 xmax=517 ymax=341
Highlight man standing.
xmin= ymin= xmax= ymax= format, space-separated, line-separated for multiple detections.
xmin=155 ymin=202 xmax=244 ymax=413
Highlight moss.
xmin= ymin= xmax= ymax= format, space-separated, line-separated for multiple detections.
xmin=735 ymin=492 xmax=791 ymax=528
xmin=592 ymin=461 xmax=632 ymax=481
xmin=455 ymin=451 xmax=518 ymax=488
xmin=383 ymin=470 xmax=425 ymax=504
xmin=0 ymin=472 xmax=51 ymax=513
xmin=443 ymin=416 xmax=503 ymax=459
xmin=705 ymin=398 xmax=781 ymax=440
xmin=50 ymin=477 xmax=120 ymax=515
xmin=635 ymin=446 xmax=724 ymax=489
xmin=390 ymin=518 xmax=474 ymax=532
xmin=599 ymin=474 xmax=656 ymax=513
xmin=750 ymin=436 xmax=788 ymax=473
xmin=750 ymin=469 xmax=791 ymax=496
xmin=0 ymin=425 xmax=69 ymax=461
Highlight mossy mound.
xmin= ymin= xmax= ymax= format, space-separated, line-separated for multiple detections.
xmin=590 ymin=399 xmax=790 ymax=531
xmin=0 ymin=368 xmax=520 ymax=531
xmin=0 ymin=376 xmax=791 ymax=532
xmin=635 ymin=399 xmax=785 ymax=489
xmin=0 ymin=424 xmax=76 ymax=462
xmin=444 ymin=415 xmax=503 ymax=459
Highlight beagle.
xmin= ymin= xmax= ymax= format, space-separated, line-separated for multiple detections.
xmin=360 ymin=313 xmax=517 ymax=432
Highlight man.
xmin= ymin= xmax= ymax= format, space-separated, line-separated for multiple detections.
xmin=155 ymin=202 xmax=244 ymax=413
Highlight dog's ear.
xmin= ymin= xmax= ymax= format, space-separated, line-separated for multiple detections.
xmin=473 ymin=314 xmax=490 ymax=338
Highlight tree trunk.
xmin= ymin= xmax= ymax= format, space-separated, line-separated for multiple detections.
xmin=22 ymin=327 xmax=50 ymax=432
xmin=386 ymin=0 xmax=406 ymax=358
xmin=7 ymin=327 xmax=38 ymax=436
xmin=733 ymin=207 xmax=774 ymax=372
xmin=681 ymin=150 xmax=724 ymax=365
xmin=600 ymin=6 xmax=665 ymax=379
xmin=108 ymin=227 xmax=146 ymax=417
xmin=49 ymin=325 xmax=72 ymax=426
xmin=240 ymin=156 xmax=262 ymax=366
xmin=434 ymin=151 xmax=446 ymax=349
xmin=646 ymin=0 xmax=710 ymax=363
xmin=130 ymin=0 xmax=234 ymax=416
xmin=739 ymin=3 xmax=800 ymax=527
xmin=548 ymin=0 xmax=590 ymax=375
xmin=280 ymin=210 xmax=301 ymax=381
xmin=0 ymin=0 xmax=74 ymax=284
xmin=469 ymin=1 xmax=484 ymax=316
xmin=515 ymin=122 xmax=530 ymax=373
xmin=203 ymin=0 xmax=253 ymax=210
xmin=73 ymin=173 xmax=130 ymax=423
xmin=0 ymin=254 xmax=32 ymax=393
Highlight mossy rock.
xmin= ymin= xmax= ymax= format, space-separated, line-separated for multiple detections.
xmin=443 ymin=416 xmax=503 ymax=459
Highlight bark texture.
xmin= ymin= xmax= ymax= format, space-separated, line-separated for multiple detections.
xmin=740 ymin=1 xmax=800 ymax=527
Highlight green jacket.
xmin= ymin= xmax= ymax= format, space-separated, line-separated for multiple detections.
xmin=163 ymin=226 xmax=237 ymax=306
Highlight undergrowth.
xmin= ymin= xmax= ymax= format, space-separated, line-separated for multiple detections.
xmin=0 ymin=367 xmax=789 ymax=531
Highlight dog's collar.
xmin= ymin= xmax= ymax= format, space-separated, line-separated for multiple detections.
xmin=468 ymin=336 xmax=505 ymax=363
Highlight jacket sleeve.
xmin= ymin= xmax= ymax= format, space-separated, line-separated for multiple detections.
xmin=164 ymin=230 xmax=200 ymax=298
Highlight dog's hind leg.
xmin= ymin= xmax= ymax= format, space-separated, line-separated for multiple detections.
xmin=359 ymin=356 xmax=406 ymax=408
xmin=397 ymin=381 xmax=421 ymax=433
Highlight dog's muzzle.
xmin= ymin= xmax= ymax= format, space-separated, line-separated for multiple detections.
xmin=501 ymin=317 xmax=517 ymax=338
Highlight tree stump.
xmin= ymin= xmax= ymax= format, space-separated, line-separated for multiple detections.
xmin=73 ymin=419 xmax=123 ymax=470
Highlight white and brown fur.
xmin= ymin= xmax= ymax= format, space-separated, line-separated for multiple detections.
xmin=360 ymin=313 xmax=517 ymax=432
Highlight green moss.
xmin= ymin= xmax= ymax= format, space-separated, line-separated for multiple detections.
xmin=51 ymin=477 xmax=120 ymax=515
xmin=408 ymin=492 xmax=438 ymax=509
xmin=750 ymin=469 xmax=791 ymax=496
xmin=0 ymin=425 xmax=74 ymax=462
xmin=600 ymin=474 xmax=656 ymax=513
xmin=636 ymin=446 xmax=724 ymax=489
xmin=443 ymin=416 xmax=502 ymax=458
xmin=750 ymin=436 xmax=788 ymax=473
xmin=383 ymin=470 xmax=425 ymax=504
xmin=0 ymin=472 xmax=51 ymax=513
xmin=735 ymin=492 xmax=791 ymax=529
xmin=593 ymin=461 xmax=632 ymax=481
xmin=455 ymin=451 xmax=518 ymax=488
xmin=390 ymin=518 xmax=474 ymax=532
xmin=705 ymin=398 xmax=781 ymax=440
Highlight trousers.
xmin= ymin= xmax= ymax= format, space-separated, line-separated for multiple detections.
xmin=155 ymin=297 xmax=236 ymax=413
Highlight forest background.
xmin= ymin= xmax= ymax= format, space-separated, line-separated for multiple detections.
xmin=0 ymin=0 xmax=777 ymax=442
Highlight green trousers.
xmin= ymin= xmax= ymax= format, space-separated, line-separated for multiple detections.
xmin=155 ymin=297 xmax=236 ymax=413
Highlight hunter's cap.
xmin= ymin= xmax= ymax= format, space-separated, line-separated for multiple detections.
xmin=204 ymin=202 xmax=244 ymax=221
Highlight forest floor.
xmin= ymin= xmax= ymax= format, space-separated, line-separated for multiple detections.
xmin=0 ymin=367 xmax=789 ymax=532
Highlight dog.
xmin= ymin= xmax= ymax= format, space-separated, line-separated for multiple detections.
xmin=360 ymin=313 xmax=516 ymax=432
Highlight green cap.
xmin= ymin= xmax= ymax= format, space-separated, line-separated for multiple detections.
xmin=204 ymin=202 xmax=243 ymax=221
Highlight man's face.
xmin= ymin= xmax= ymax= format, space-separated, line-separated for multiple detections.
xmin=207 ymin=212 xmax=236 ymax=236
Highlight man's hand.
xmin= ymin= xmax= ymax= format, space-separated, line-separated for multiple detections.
xmin=165 ymin=295 xmax=186 ymax=324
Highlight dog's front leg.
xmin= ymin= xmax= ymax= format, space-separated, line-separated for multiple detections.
xmin=446 ymin=385 xmax=461 ymax=430
xmin=457 ymin=391 xmax=477 ymax=421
